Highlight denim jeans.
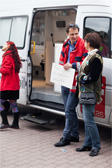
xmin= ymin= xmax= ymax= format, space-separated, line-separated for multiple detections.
xmin=61 ymin=86 xmax=79 ymax=140
xmin=82 ymin=105 xmax=101 ymax=150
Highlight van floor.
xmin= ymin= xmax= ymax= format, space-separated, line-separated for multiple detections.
xmin=31 ymin=79 xmax=63 ymax=104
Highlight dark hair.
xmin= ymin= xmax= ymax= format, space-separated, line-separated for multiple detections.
xmin=6 ymin=41 xmax=22 ymax=73
xmin=84 ymin=32 xmax=101 ymax=49
xmin=66 ymin=23 xmax=79 ymax=33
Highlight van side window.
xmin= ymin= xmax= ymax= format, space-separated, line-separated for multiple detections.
xmin=84 ymin=17 xmax=111 ymax=58
xmin=0 ymin=19 xmax=12 ymax=46
xmin=0 ymin=16 xmax=27 ymax=48
xmin=111 ymin=19 xmax=112 ymax=58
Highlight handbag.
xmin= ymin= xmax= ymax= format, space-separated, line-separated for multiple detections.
xmin=79 ymin=92 xmax=96 ymax=105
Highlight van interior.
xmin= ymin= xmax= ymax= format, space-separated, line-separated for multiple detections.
xmin=29 ymin=9 xmax=77 ymax=109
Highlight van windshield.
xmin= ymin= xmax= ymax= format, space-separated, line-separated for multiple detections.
xmin=0 ymin=16 xmax=27 ymax=48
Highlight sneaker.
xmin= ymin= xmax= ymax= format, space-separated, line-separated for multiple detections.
xmin=0 ymin=124 xmax=9 ymax=129
xmin=54 ymin=137 xmax=70 ymax=147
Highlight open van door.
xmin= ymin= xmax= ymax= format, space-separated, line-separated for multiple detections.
xmin=0 ymin=9 xmax=33 ymax=105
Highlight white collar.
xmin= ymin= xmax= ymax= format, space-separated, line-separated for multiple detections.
xmin=88 ymin=49 xmax=98 ymax=56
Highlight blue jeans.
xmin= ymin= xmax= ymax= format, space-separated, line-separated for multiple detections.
xmin=82 ymin=105 xmax=101 ymax=150
xmin=61 ymin=86 xmax=79 ymax=140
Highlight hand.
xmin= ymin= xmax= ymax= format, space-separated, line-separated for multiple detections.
xmin=63 ymin=63 xmax=72 ymax=70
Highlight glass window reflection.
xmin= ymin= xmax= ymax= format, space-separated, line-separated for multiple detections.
xmin=84 ymin=17 xmax=110 ymax=58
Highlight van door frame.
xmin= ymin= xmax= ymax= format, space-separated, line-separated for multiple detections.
xmin=28 ymin=7 xmax=78 ymax=102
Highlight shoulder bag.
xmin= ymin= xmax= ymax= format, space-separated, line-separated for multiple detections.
xmin=79 ymin=92 xmax=96 ymax=105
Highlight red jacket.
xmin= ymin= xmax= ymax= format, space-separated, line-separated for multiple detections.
xmin=59 ymin=37 xmax=88 ymax=92
xmin=0 ymin=51 xmax=20 ymax=91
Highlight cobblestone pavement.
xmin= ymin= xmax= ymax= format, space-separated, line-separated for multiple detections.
xmin=0 ymin=105 xmax=112 ymax=168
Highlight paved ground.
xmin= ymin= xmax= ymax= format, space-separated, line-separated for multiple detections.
xmin=0 ymin=105 xmax=112 ymax=168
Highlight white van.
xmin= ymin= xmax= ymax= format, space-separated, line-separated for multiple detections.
xmin=0 ymin=0 xmax=112 ymax=127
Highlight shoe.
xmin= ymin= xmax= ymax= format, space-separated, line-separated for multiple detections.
xmin=70 ymin=136 xmax=79 ymax=142
xmin=89 ymin=149 xmax=99 ymax=157
xmin=9 ymin=124 xmax=19 ymax=129
xmin=54 ymin=137 xmax=70 ymax=147
xmin=0 ymin=124 xmax=9 ymax=129
xmin=76 ymin=145 xmax=92 ymax=152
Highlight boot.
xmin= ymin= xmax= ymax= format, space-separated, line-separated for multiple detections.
xmin=0 ymin=109 xmax=9 ymax=129
xmin=3 ymin=101 xmax=10 ymax=112
xmin=9 ymin=112 xmax=19 ymax=129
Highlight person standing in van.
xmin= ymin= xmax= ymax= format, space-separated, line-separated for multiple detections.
xmin=54 ymin=23 xmax=88 ymax=147
xmin=76 ymin=32 xmax=103 ymax=156
xmin=0 ymin=41 xmax=22 ymax=129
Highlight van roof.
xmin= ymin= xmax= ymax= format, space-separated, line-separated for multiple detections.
xmin=0 ymin=0 xmax=111 ymax=11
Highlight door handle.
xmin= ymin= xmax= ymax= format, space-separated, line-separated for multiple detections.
xmin=20 ymin=59 xmax=26 ymax=62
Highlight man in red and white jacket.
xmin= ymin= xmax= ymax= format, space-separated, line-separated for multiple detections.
xmin=54 ymin=24 xmax=88 ymax=147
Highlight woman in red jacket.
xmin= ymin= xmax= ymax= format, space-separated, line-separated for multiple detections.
xmin=0 ymin=41 xmax=22 ymax=129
